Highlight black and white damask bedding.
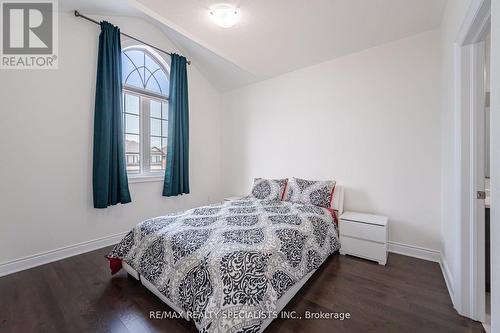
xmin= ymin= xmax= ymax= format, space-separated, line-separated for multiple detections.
xmin=248 ymin=178 xmax=288 ymax=201
xmin=285 ymin=177 xmax=336 ymax=208
xmin=107 ymin=199 xmax=340 ymax=333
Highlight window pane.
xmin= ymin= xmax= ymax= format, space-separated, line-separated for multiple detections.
xmin=122 ymin=53 xmax=135 ymax=83
xmin=125 ymin=134 xmax=140 ymax=173
xmin=145 ymin=53 xmax=161 ymax=73
xmin=162 ymin=138 xmax=168 ymax=154
xmin=151 ymin=136 xmax=163 ymax=171
xmin=156 ymin=70 xmax=169 ymax=95
xmin=151 ymin=136 xmax=161 ymax=150
xmin=162 ymin=120 xmax=168 ymax=137
xmin=124 ymin=50 xmax=144 ymax=69
xmin=150 ymin=100 xmax=161 ymax=118
xmin=125 ymin=70 xmax=144 ymax=89
xmin=150 ymin=118 xmax=161 ymax=136
xmin=125 ymin=94 xmax=139 ymax=114
xmin=145 ymin=77 xmax=162 ymax=95
xmin=126 ymin=154 xmax=140 ymax=173
xmin=125 ymin=134 xmax=140 ymax=153
xmin=123 ymin=49 xmax=168 ymax=96
xmin=151 ymin=156 xmax=162 ymax=171
xmin=161 ymin=138 xmax=168 ymax=171
xmin=162 ymin=102 xmax=168 ymax=119
xmin=125 ymin=114 xmax=140 ymax=134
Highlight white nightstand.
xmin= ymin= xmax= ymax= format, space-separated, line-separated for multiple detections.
xmin=339 ymin=211 xmax=388 ymax=265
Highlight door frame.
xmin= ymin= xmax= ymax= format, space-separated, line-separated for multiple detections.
xmin=454 ymin=0 xmax=490 ymax=322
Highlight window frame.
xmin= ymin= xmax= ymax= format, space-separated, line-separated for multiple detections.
xmin=121 ymin=46 xmax=170 ymax=183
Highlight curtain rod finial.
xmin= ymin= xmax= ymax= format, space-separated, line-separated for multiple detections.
xmin=74 ymin=10 xmax=80 ymax=17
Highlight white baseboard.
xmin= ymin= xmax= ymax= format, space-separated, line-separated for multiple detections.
xmin=0 ymin=236 xmax=448 ymax=279
xmin=387 ymin=242 xmax=455 ymax=307
xmin=440 ymin=256 xmax=456 ymax=307
xmin=388 ymin=242 xmax=458 ymax=308
xmin=388 ymin=241 xmax=441 ymax=262
xmin=0 ymin=232 xmax=127 ymax=277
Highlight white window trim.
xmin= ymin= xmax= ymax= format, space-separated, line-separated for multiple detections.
xmin=128 ymin=174 xmax=164 ymax=184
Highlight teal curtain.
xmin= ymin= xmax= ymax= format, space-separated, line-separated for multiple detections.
xmin=92 ymin=21 xmax=131 ymax=208
xmin=163 ymin=54 xmax=190 ymax=196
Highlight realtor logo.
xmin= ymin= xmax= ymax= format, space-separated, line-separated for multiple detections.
xmin=1 ymin=0 xmax=58 ymax=69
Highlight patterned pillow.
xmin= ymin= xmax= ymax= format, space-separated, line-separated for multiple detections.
xmin=249 ymin=178 xmax=288 ymax=201
xmin=284 ymin=177 xmax=336 ymax=208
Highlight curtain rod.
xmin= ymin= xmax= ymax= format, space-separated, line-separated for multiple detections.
xmin=74 ymin=10 xmax=191 ymax=65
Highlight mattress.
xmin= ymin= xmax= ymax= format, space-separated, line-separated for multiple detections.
xmin=122 ymin=261 xmax=317 ymax=332
xmin=108 ymin=198 xmax=340 ymax=332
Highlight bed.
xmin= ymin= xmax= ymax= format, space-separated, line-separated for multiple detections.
xmin=107 ymin=186 xmax=344 ymax=333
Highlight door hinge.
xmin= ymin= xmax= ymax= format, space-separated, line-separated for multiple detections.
xmin=477 ymin=191 xmax=486 ymax=199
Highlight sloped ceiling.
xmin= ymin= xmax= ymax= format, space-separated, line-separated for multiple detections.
xmin=63 ymin=0 xmax=447 ymax=91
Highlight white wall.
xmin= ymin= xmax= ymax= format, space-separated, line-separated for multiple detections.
xmin=438 ymin=0 xmax=473 ymax=310
xmin=221 ymin=30 xmax=442 ymax=252
xmin=0 ymin=12 xmax=223 ymax=266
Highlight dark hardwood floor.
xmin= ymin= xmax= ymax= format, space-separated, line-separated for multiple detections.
xmin=0 ymin=248 xmax=484 ymax=333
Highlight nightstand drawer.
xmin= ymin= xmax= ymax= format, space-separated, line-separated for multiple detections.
xmin=340 ymin=219 xmax=386 ymax=243
xmin=340 ymin=236 xmax=387 ymax=262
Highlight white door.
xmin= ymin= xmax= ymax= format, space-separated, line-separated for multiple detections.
xmin=471 ymin=41 xmax=487 ymax=323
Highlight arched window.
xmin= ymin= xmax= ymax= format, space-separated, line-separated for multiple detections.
xmin=121 ymin=46 xmax=169 ymax=176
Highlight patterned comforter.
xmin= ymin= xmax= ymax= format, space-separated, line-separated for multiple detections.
xmin=108 ymin=199 xmax=340 ymax=333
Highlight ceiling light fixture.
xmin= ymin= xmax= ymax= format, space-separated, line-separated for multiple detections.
xmin=209 ymin=3 xmax=240 ymax=28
